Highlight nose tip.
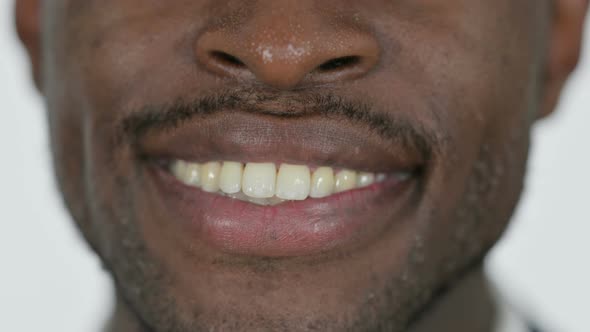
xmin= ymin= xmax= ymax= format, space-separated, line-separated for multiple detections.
xmin=195 ymin=28 xmax=380 ymax=90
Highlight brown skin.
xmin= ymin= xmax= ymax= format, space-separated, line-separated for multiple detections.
xmin=15 ymin=1 xmax=588 ymax=331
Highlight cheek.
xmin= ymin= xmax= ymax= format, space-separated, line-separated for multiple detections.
xmin=44 ymin=40 xmax=142 ymax=260
xmin=384 ymin=6 xmax=539 ymax=279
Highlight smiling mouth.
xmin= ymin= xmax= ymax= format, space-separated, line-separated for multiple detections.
xmin=167 ymin=159 xmax=411 ymax=206
xmin=150 ymin=162 xmax=418 ymax=257
xmin=127 ymin=92 xmax=432 ymax=257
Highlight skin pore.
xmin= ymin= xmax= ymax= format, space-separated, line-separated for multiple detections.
xmin=15 ymin=1 xmax=588 ymax=331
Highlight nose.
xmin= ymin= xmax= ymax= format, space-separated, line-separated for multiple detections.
xmin=195 ymin=6 xmax=380 ymax=90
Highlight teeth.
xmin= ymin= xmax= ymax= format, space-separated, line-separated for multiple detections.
xmin=357 ymin=172 xmax=375 ymax=188
xmin=334 ymin=170 xmax=357 ymax=193
xmin=276 ymin=164 xmax=311 ymax=200
xmin=200 ymin=162 xmax=221 ymax=192
xmin=242 ymin=163 xmax=277 ymax=198
xmin=170 ymin=160 xmax=405 ymax=205
xmin=219 ymin=162 xmax=243 ymax=194
xmin=171 ymin=160 xmax=202 ymax=186
xmin=227 ymin=192 xmax=286 ymax=206
xmin=185 ymin=163 xmax=202 ymax=186
xmin=310 ymin=167 xmax=335 ymax=198
xmin=171 ymin=160 xmax=188 ymax=182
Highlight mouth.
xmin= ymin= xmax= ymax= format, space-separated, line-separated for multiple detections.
xmin=167 ymin=159 xmax=408 ymax=205
xmin=131 ymin=99 xmax=429 ymax=258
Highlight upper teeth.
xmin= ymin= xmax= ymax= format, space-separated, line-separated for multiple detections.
xmin=170 ymin=160 xmax=393 ymax=205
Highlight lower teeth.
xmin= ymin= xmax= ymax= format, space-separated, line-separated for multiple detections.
xmin=223 ymin=192 xmax=287 ymax=206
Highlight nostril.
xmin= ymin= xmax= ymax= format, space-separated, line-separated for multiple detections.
xmin=317 ymin=56 xmax=362 ymax=72
xmin=209 ymin=51 xmax=246 ymax=68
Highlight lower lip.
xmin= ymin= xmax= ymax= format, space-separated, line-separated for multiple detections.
xmin=149 ymin=166 xmax=416 ymax=257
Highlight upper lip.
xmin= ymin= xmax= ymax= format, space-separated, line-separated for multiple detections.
xmin=136 ymin=111 xmax=424 ymax=173
xmin=126 ymin=94 xmax=430 ymax=174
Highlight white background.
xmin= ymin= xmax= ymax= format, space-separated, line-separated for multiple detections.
xmin=1 ymin=2 xmax=588 ymax=332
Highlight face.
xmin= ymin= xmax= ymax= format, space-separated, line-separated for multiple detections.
xmin=16 ymin=0 xmax=587 ymax=331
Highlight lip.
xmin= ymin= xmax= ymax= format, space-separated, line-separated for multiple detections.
xmin=150 ymin=165 xmax=418 ymax=257
xmin=134 ymin=110 xmax=426 ymax=257
xmin=135 ymin=111 xmax=426 ymax=173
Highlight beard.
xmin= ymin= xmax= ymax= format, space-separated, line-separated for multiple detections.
xmin=77 ymin=135 xmax=519 ymax=332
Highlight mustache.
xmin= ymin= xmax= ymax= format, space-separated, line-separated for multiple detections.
xmin=119 ymin=88 xmax=440 ymax=160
